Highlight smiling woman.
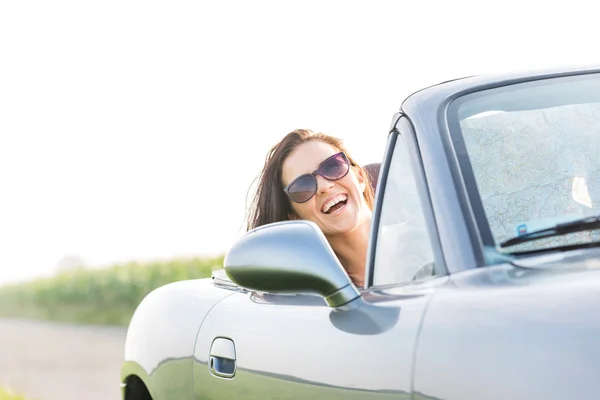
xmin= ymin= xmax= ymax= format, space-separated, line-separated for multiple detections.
xmin=246 ymin=129 xmax=374 ymax=287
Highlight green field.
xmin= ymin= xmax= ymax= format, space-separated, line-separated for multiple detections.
xmin=0 ymin=256 xmax=223 ymax=326
xmin=0 ymin=388 xmax=29 ymax=400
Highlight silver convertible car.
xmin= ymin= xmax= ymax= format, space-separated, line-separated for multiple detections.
xmin=121 ymin=65 xmax=600 ymax=400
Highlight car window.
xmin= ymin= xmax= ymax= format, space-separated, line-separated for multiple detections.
xmin=372 ymin=129 xmax=437 ymax=286
xmin=451 ymin=73 xmax=600 ymax=252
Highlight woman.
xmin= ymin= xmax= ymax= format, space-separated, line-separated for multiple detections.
xmin=246 ymin=129 xmax=375 ymax=287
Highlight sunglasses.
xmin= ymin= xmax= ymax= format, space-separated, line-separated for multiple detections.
xmin=284 ymin=151 xmax=350 ymax=203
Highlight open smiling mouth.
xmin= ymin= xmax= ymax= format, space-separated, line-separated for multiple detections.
xmin=321 ymin=193 xmax=348 ymax=214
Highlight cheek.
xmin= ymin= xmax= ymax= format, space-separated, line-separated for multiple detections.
xmin=291 ymin=201 xmax=316 ymax=218
xmin=358 ymin=177 xmax=366 ymax=192
xmin=341 ymin=174 xmax=363 ymax=193
xmin=353 ymin=170 xmax=367 ymax=192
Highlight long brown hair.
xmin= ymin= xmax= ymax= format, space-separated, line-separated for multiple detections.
xmin=246 ymin=129 xmax=374 ymax=231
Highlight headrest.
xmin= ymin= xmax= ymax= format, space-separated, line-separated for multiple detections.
xmin=362 ymin=163 xmax=381 ymax=193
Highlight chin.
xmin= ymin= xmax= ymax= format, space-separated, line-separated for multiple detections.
xmin=322 ymin=218 xmax=361 ymax=235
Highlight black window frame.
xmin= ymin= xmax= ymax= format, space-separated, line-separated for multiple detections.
xmin=365 ymin=115 xmax=447 ymax=289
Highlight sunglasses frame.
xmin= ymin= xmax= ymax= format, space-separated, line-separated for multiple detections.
xmin=283 ymin=151 xmax=351 ymax=204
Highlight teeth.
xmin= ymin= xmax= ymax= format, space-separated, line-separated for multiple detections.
xmin=321 ymin=194 xmax=347 ymax=213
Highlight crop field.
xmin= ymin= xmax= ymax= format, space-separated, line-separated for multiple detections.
xmin=0 ymin=256 xmax=223 ymax=326
xmin=0 ymin=388 xmax=29 ymax=400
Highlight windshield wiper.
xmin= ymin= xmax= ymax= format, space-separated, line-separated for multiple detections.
xmin=499 ymin=216 xmax=600 ymax=248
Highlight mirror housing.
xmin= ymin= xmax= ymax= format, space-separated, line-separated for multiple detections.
xmin=224 ymin=220 xmax=360 ymax=307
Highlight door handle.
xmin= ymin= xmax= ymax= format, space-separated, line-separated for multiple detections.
xmin=209 ymin=337 xmax=236 ymax=378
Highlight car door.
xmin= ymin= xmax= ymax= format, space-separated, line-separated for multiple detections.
xmin=193 ymin=283 xmax=444 ymax=400
xmin=192 ymin=120 xmax=447 ymax=400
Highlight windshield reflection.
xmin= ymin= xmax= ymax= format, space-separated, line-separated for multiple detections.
xmin=449 ymin=73 xmax=600 ymax=252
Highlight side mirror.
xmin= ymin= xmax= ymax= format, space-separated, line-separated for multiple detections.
xmin=224 ymin=220 xmax=360 ymax=308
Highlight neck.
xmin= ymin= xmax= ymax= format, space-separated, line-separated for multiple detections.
xmin=326 ymin=218 xmax=371 ymax=287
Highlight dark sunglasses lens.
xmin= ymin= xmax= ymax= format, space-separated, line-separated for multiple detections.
xmin=288 ymin=175 xmax=317 ymax=203
xmin=321 ymin=153 xmax=349 ymax=179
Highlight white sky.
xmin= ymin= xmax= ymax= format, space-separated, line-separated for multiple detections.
xmin=0 ymin=0 xmax=597 ymax=284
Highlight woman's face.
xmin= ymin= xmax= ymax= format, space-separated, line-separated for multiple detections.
xmin=281 ymin=140 xmax=371 ymax=236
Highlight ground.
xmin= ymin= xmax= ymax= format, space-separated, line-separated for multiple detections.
xmin=0 ymin=318 xmax=126 ymax=400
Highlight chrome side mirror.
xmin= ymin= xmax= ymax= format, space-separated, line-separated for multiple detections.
xmin=224 ymin=220 xmax=360 ymax=307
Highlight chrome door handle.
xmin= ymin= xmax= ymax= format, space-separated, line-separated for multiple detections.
xmin=209 ymin=337 xmax=236 ymax=378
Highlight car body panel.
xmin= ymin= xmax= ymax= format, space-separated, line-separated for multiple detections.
xmin=402 ymin=64 xmax=600 ymax=112
xmin=192 ymin=276 xmax=449 ymax=399
xmin=414 ymin=251 xmax=600 ymax=399
xmin=122 ymin=276 xmax=237 ymax=399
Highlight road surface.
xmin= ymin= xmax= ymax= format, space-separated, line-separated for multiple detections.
xmin=0 ymin=318 xmax=127 ymax=400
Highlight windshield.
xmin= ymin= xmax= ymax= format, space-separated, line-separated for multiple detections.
xmin=448 ymin=72 xmax=600 ymax=252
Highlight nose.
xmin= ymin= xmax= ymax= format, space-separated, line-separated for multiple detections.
xmin=316 ymin=175 xmax=334 ymax=196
